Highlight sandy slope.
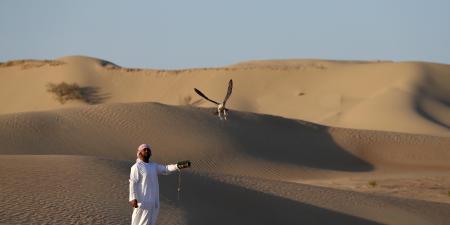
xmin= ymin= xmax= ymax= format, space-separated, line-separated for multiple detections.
xmin=0 ymin=103 xmax=449 ymax=224
xmin=1 ymin=55 xmax=450 ymax=224
xmin=0 ymin=56 xmax=449 ymax=136
xmin=2 ymin=155 xmax=450 ymax=225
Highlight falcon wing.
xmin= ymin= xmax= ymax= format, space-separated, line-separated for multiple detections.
xmin=222 ymin=79 xmax=233 ymax=106
xmin=194 ymin=88 xmax=220 ymax=105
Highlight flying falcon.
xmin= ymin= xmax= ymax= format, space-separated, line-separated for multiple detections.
xmin=194 ymin=79 xmax=233 ymax=120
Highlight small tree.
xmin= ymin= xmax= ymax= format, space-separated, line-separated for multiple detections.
xmin=47 ymin=82 xmax=84 ymax=104
xmin=368 ymin=180 xmax=377 ymax=188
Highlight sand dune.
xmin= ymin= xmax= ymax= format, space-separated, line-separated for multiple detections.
xmin=1 ymin=102 xmax=449 ymax=172
xmin=1 ymin=56 xmax=450 ymax=224
xmin=1 ymin=154 xmax=449 ymax=225
xmin=0 ymin=102 xmax=449 ymax=224
xmin=0 ymin=55 xmax=449 ymax=136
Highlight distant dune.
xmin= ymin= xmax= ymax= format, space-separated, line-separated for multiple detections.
xmin=1 ymin=55 xmax=449 ymax=136
xmin=0 ymin=56 xmax=449 ymax=224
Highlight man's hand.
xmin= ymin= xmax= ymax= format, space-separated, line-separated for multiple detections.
xmin=130 ymin=199 xmax=138 ymax=208
xmin=177 ymin=160 xmax=191 ymax=169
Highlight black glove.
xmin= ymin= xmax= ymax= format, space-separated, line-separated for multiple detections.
xmin=177 ymin=160 xmax=191 ymax=169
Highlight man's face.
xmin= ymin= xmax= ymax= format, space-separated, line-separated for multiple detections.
xmin=141 ymin=148 xmax=152 ymax=160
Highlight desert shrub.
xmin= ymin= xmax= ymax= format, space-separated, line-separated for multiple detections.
xmin=368 ymin=180 xmax=377 ymax=188
xmin=46 ymin=82 xmax=84 ymax=104
xmin=448 ymin=190 xmax=450 ymax=197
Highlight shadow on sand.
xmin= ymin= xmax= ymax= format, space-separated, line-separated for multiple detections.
xmin=79 ymin=86 xmax=110 ymax=105
xmin=220 ymin=111 xmax=374 ymax=172
xmin=159 ymin=173 xmax=384 ymax=225
xmin=413 ymin=74 xmax=450 ymax=130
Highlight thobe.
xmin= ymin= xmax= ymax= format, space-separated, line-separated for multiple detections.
xmin=129 ymin=159 xmax=179 ymax=225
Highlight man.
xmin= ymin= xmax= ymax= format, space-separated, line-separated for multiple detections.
xmin=129 ymin=143 xmax=191 ymax=225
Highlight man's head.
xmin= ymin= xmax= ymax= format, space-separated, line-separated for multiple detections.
xmin=137 ymin=144 xmax=152 ymax=162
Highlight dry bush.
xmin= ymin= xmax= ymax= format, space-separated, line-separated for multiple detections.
xmin=368 ymin=180 xmax=377 ymax=188
xmin=46 ymin=82 xmax=84 ymax=104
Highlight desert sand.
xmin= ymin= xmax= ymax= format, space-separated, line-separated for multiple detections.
xmin=0 ymin=56 xmax=449 ymax=225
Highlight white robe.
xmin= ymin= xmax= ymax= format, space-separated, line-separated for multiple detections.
xmin=129 ymin=159 xmax=179 ymax=225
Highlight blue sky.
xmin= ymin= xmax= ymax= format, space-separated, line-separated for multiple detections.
xmin=1 ymin=0 xmax=449 ymax=69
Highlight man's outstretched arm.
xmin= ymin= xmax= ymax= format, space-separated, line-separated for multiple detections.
xmin=157 ymin=160 xmax=191 ymax=175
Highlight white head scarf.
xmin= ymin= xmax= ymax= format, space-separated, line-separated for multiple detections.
xmin=137 ymin=143 xmax=151 ymax=157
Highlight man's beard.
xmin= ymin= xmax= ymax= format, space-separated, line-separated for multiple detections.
xmin=139 ymin=152 xmax=151 ymax=161
xmin=144 ymin=155 xmax=151 ymax=161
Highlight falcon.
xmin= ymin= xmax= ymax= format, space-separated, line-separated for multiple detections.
xmin=194 ymin=79 xmax=233 ymax=120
